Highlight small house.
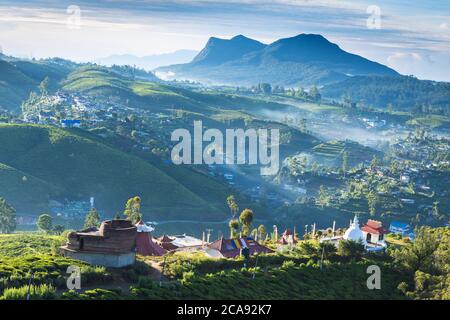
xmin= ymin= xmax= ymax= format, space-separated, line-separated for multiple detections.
xmin=389 ymin=221 xmax=411 ymax=236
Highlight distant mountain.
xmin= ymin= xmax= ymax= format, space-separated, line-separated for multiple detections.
xmin=191 ymin=35 xmax=265 ymax=66
xmin=96 ymin=50 xmax=198 ymax=71
xmin=156 ymin=34 xmax=398 ymax=86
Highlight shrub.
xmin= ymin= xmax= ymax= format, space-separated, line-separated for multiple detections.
xmin=1 ymin=284 xmax=56 ymax=300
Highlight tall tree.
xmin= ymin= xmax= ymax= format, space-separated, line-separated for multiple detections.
xmin=124 ymin=196 xmax=142 ymax=223
xmin=226 ymin=195 xmax=239 ymax=219
xmin=257 ymin=224 xmax=267 ymax=241
xmin=229 ymin=219 xmax=240 ymax=239
xmin=84 ymin=208 xmax=101 ymax=229
xmin=367 ymin=191 xmax=379 ymax=216
xmin=37 ymin=214 xmax=53 ymax=234
xmin=0 ymin=197 xmax=16 ymax=234
xmin=239 ymin=209 xmax=254 ymax=237
xmin=38 ymin=76 xmax=50 ymax=97
xmin=342 ymin=151 xmax=349 ymax=175
xmin=318 ymin=185 xmax=329 ymax=207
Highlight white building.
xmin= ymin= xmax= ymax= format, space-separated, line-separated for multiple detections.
xmin=343 ymin=215 xmax=367 ymax=245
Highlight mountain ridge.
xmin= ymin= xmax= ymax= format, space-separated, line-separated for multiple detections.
xmin=156 ymin=33 xmax=398 ymax=86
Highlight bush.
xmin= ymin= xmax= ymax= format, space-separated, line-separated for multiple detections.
xmin=61 ymin=288 xmax=122 ymax=300
xmin=1 ymin=284 xmax=56 ymax=300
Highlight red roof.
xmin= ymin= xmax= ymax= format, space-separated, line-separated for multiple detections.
xmin=136 ymin=232 xmax=167 ymax=256
xmin=278 ymin=229 xmax=297 ymax=244
xmin=362 ymin=219 xmax=389 ymax=234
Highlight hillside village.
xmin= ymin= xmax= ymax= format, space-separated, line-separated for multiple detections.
xmin=0 ymin=33 xmax=449 ymax=301
xmin=1 ymin=77 xmax=448 ymax=234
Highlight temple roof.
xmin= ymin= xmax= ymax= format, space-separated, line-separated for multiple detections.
xmin=362 ymin=219 xmax=389 ymax=234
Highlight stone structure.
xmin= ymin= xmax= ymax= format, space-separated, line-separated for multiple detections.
xmin=61 ymin=219 xmax=137 ymax=268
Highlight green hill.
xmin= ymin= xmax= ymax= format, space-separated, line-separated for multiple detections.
xmin=0 ymin=58 xmax=76 ymax=111
xmin=0 ymin=60 xmax=37 ymax=111
xmin=62 ymin=65 xmax=297 ymax=114
xmin=312 ymin=140 xmax=382 ymax=166
xmin=0 ymin=124 xmax=230 ymax=220
xmin=321 ymin=75 xmax=450 ymax=110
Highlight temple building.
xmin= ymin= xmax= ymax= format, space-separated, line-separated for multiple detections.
xmin=320 ymin=215 xmax=389 ymax=252
xmin=135 ymin=220 xmax=167 ymax=256
xmin=343 ymin=215 xmax=367 ymax=245
xmin=361 ymin=219 xmax=389 ymax=250
xmin=61 ymin=220 xmax=137 ymax=268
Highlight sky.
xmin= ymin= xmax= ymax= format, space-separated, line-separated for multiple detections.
xmin=0 ymin=0 xmax=449 ymax=81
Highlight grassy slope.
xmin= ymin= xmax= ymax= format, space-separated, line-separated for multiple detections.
xmin=312 ymin=140 xmax=382 ymax=166
xmin=0 ymin=124 xmax=227 ymax=220
xmin=407 ymin=115 xmax=450 ymax=129
xmin=0 ymin=60 xmax=37 ymax=110
xmin=0 ymin=58 xmax=75 ymax=111
xmin=321 ymin=75 xmax=450 ymax=109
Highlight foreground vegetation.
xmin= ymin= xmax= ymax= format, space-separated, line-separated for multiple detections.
xmin=0 ymin=226 xmax=448 ymax=300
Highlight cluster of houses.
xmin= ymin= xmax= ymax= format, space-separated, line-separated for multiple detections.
xmin=61 ymin=219 xmax=274 ymax=267
xmin=60 ymin=214 xmax=415 ymax=268
xmin=49 ymin=199 xmax=93 ymax=220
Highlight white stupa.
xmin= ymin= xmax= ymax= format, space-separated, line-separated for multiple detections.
xmin=343 ymin=215 xmax=367 ymax=245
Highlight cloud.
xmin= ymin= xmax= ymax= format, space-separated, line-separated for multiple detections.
xmin=387 ymin=52 xmax=423 ymax=65
xmin=0 ymin=0 xmax=449 ymax=80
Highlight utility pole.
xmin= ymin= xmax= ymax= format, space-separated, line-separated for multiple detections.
xmin=252 ymin=255 xmax=259 ymax=280
xmin=206 ymin=229 xmax=213 ymax=243
xmin=160 ymin=255 xmax=167 ymax=287
xmin=320 ymin=246 xmax=325 ymax=271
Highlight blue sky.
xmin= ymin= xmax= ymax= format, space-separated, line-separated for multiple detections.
xmin=0 ymin=0 xmax=449 ymax=81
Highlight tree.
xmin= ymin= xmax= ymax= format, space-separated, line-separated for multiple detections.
xmin=0 ymin=197 xmax=16 ymax=234
xmin=84 ymin=208 xmax=101 ymax=229
xmin=226 ymin=195 xmax=239 ymax=219
xmin=259 ymin=83 xmax=272 ymax=95
xmin=37 ymin=214 xmax=53 ymax=233
xmin=318 ymin=185 xmax=329 ymax=207
xmin=370 ymin=155 xmax=380 ymax=168
xmin=390 ymin=227 xmax=449 ymax=299
xmin=318 ymin=241 xmax=337 ymax=259
xmin=38 ymin=76 xmax=50 ymax=97
xmin=367 ymin=191 xmax=379 ymax=216
xmin=239 ymin=209 xmax=254 ymax=237
xmin=342 ymin=151 xmax=349 ymax=175
xmin=309 ymin=86 xmax=321 ymax=102
xmin=390 ymin=227 xmax=443 ymax=274
xmin=337 ymin=239 xmax=365 ymax=260
xmin=229 ymin=219 xmax=240 ymax=239
xmin=257 ymin=224 xmax=267 ymax=241
xmin=124 ymin=196 xmax=142 ymax=223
